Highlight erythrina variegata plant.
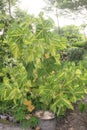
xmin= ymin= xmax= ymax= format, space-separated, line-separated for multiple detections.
xmin=0 ymin=12 xmax=87 ymax=125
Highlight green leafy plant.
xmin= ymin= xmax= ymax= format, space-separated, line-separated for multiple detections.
xmin=38 ymin=62 xmax=87 ymax=115
xmin=79 ymin=103 xmax=87 ymax=113
xmin=0 ymin=11 xmax=87 ymax=128
xmin=21 ymin=116 xmax=38 ymax=129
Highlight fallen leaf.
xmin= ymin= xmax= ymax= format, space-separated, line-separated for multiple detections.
xmin=23 ymin=99 xmax=35 ymax=112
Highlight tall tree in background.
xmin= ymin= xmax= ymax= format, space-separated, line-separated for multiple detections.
xmin=0 ymin=0 xmax=18 ymax=17
xmin=44 ymin=0 xmax=87 ymax=35
xmin=8 ymin=0 xmax=12 ymax=17
xmin=44 ymin=0 xmax=87 ymax=11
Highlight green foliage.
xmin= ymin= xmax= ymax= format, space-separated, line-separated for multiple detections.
xmin=0 ymin=14 xmax=67 ymax=122
xmin=57 ymin=25 xmax=85 ymax=63
xmin=0 ymin=100 xmax=13 ymax=114
xmin=82 ymin=41 xmax=87 ymax=49
xmin=60 ymin=25 xmax=83 ymax=45
xmin=67 ymin=47 xmax=84 ymax=61
xmin=79 ymin=103 xmax=87 ymax=113
xmin=0 ymin=63 xmax=31 ymax=103
xmin=45 ymin=0 xmax=87 ymax=10
xmin=0 ymin=9 xmax=87 ymax=128
xmin=21 ymin=116 xmax=38 ymax=129
xmin=38 ymin=62 xmax=87 ymax=115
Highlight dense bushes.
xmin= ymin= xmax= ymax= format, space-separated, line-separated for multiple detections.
xmin=73 ymin=41 xmax=87 ymax=49
xmin=67 ymin=47 xmax=84 ymax=61
xmin=0 ymin=14 xmax=87 ymax=127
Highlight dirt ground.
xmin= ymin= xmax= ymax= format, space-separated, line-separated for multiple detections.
xmin=56 ymin=105 xmax=87 ymax=130
xmin=56 ymin=95 xmax=87 ymax=130
xmin=0 ymin=96 xmax=87 ymax=130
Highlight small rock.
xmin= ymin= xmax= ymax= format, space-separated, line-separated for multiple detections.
xmin=9 ymin=116 xmax=14 ymax=122
xmin=0 ymin=115 xmax=7 ymax=120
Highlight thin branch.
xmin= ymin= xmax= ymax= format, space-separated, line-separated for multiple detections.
xmin=8 ymin=0 xmax=12 ymax=17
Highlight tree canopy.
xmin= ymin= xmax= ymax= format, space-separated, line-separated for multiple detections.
xmin=45 ymin=0 xmax=87 ymax=10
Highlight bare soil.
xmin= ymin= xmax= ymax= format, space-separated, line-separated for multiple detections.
xmin=56 ymin=95 xmax=87 ymax=130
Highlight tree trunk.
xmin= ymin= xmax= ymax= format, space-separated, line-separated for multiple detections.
xmin=8 ymin=0 xmax=12 ymax=17
xmin=55 ymin=8 xmax=61 ymax=35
